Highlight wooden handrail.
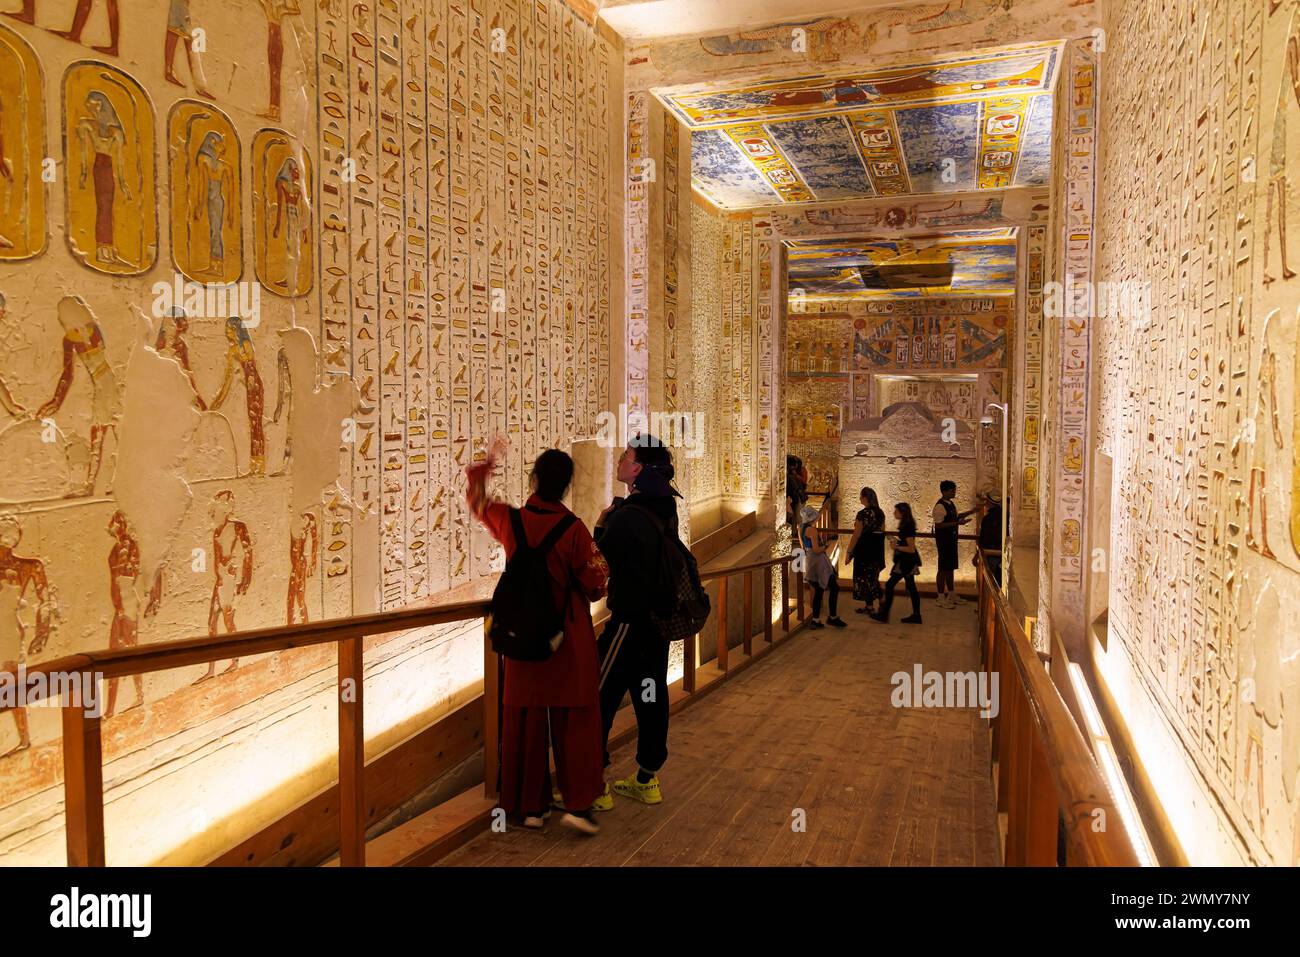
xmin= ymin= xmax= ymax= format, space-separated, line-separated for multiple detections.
xmin=974 ymin=553 xmax=1140 ymax=866
xmin=28 ymin=549 xmax=805 ymax=868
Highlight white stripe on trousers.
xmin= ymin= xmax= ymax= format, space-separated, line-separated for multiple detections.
xmin=598 ymin=622 xmax=631 ymax=692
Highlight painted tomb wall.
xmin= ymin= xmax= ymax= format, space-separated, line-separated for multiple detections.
xmin=1089 ymin=0 xmax=1300 ymax=865
xmin=0 ymin=0 xmax=621 ymax=865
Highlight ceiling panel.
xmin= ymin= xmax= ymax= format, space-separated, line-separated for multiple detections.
xmin=786 ymin=230 xmax=1017 ymax=299
xmin=662 ymin=41 xmax=1063 ymax=210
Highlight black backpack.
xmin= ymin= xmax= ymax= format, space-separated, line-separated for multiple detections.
xmin=487 ymin=508 xmax=576 ymax=661
xmin=628 ymin=502 xmax=711 ymax=642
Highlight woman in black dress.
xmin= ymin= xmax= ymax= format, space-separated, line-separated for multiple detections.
xmin=870 ymin=502 xmax=923 ymax=625
xmin=847 ymin=486 xmax=886 ymax=615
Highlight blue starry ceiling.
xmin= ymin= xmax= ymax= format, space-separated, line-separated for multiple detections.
xmin=668 ymin=42 xmax=1062 ymax=210
xmin=786 ymin=230 xmax=1018 ymax=299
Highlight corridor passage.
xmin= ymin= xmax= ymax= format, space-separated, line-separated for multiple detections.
xmin=440 ymin=602 xmax=999 ymax=866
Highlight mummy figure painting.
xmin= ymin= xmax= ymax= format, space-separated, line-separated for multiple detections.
xmin=272 ymin=156 xmax=306 ymax=295
xmin=64 ymin=64 xmax=155 ymax=275
xmin=170 ymin=103 xmax=240 ymax=284
xmin=163 ymin=0 xmax=213 ymax=97
xmin=0 ymin=20 xmax=47 ymax=261
xmin=194 ymin=490 xmax=253 ymax=684
xmin=76 ymin=91 xmax=132 ymax=268
xmin=0 ymin=516 xmax=53 ymax=756
xmin=36 ymin=296 xmax=121 ymax=497
xmin=208 ymin=317 xmax=267 ymax=476
xmin=253 ymin=131 xmax=312 ymax=296
xmin=191 ymin=130 xmax=234 ymax=276
xmin=105 ymin=510 xmax=160 ymax=717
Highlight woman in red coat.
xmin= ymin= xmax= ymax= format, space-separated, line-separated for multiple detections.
xmin=467 ymin=444 xmax=609 ymax=834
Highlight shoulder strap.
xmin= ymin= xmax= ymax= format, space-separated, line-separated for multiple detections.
xmin=536 ymin=513 xmax=578 ymax=555
xmin=507 ymin=507 xmax=531 ymax=553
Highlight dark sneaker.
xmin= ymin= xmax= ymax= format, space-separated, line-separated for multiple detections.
xmin=901 ymin=614 xmax=923 ymax=624
xmin=827 ymin=617 xmax=847 ymax=628
xmin=808 ymin=618 xmax=825 ymax=629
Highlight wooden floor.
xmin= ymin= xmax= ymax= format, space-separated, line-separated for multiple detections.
xmin=439 ymin=599 xmax=1000 ymax=867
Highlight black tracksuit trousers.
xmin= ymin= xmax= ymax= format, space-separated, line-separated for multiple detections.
xmin=597 ymin=616 xmax=669 ymax=773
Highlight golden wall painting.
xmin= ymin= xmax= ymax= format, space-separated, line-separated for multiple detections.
xmin=252 ymin=128 xmax=312 ymax=298
xmin=62 ymin=61 xmax=157 ymax=275
xmin=168 ymin=100 xmax=241 ymax=284
xmin=0 ymin=22 xmax=46 ymax=260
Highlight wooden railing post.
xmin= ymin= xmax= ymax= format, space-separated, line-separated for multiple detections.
xmin=780 ymin=563 xmax=790 ymax=634
xmin=716 ymin=576 xmax=729 ymax=673
xmin=763 ymin=565 xmax=773 ymax=644
xmin=684 ymin=632 xmax=697 ymax=693
xmin=1025 ymin=734 xmax=1058 ymax=865
xmin=338 ymin=636 xmax=366 ymax=867
xmin=483 ymin=621 xmax=500 ymax=801
xmin=743 ymin=570 xmax=753 ymax=656
xmin=796 ymin=570 xmax=805 ymax=621
xmin=62 ymin=696 xmax=105 ymax=867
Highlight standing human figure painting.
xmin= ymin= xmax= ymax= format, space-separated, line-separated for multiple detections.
xmin=76 ymin=91 xmax=131 ymax=268
xmin=209 ymin=317 xmax=267 ymax=477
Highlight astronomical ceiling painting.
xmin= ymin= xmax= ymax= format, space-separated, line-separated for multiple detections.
xmin=670 ymin=42 xmax=1061 ymax=209
xmin=786 ymin=229 xmax=1017 ymax=299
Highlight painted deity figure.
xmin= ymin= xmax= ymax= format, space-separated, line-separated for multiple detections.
xmin=271 ymin=156 xmax=307 ymax=294
xmin=154 ymin=307 xmax=206 ymax=410
xmin=194 ymin=490 xmax=252 ymax=683
xmin=209 ymin=317 xmax=267 ymax=476
xmin=0 ymin=516 xmax=53 ymax=756
xmin=191 ymin=130 xmax=234 ymax=277
xmin=1265 ymin=15 xmax=1300 ymax=286
xmin=36 ymin=296 xmax=121 ymax=497
xmin=259 ymin=1 xmax=302 ymax=122
xmin=164 ymin=0 xmax=213 ymax=97
xmin=76 ymin=91 xmax=133 ymax=268
xmin=105 ymin=510 xmax=160 ymax=717
xmin=1247 ymin=310 xmax=1284 ymax=559
xmin=286 ymin=510 xmax=317 ymax=625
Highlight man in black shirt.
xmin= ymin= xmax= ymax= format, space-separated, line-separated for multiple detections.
xmin=976 ymin=491 xmax=1007 ymax=588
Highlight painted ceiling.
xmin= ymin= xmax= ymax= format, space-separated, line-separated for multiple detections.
xmin=786 ymin=229 xmax=1017 ymax=299
xmin=668 ymin=42 xmax=1061 ymax=209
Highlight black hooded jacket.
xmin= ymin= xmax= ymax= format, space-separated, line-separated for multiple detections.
xmin=594 ymin=491 xmax=680 ymax=619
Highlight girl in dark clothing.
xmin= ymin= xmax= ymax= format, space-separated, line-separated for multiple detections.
xmin=871 ymin=503 xmax=923 ymax=625
xmin=847 ymin=486 xmax=886 ymax=614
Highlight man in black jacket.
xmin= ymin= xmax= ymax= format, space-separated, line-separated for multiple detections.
xmin=593 ymin=436 xmax=682 ymax=806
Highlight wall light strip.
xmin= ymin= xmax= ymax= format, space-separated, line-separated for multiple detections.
xmin=1067 ymin=662 xmax=1158 ymax=867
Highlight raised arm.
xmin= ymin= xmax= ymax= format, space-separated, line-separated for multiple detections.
xmin=37 ymin=336 xmax=77 ymax=419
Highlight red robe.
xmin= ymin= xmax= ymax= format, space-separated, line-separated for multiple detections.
xmin=476 ymin=495 xmax=608 ymax=707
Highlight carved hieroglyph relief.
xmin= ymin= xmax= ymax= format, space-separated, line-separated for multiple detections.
xmin=0 ymin=0 xmax=616 ymax=865
xmin=1096 ymin=0 xmax=1300 ymax=864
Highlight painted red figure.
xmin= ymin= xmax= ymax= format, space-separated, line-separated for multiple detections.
xmin=194 ymin=490 xmax=253 ymax=683
xmin=466 ymin=441 xmax=609 ymax=824
xmin=286 ymin=510 xmax=318 ymax=625
xmin=105 ymin=510 xmax=160 ymax=717
xmin=0 ymin=517 xmax=53 ymax=757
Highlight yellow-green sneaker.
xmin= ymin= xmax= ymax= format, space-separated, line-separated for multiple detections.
xmin=612 ymin=771 xmax=662 ymax=805
xmin=552 ymin=783 xmax=614 ymax=813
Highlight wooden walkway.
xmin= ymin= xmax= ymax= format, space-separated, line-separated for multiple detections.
xmin=439 ymin=600 xmax=1000 ymax=866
